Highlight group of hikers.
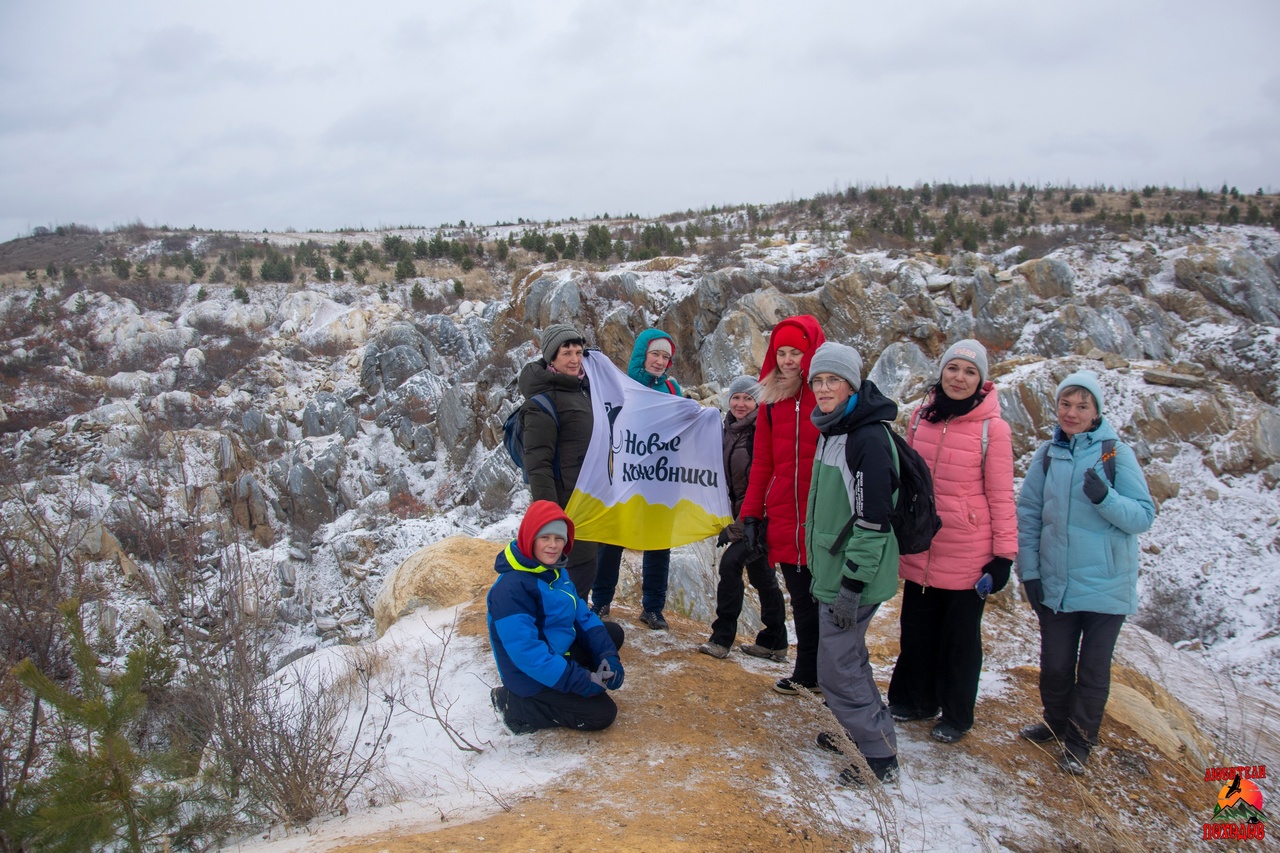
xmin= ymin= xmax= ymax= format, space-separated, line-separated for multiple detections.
xmin=485 ymin=315 xmax=1155 ymax=785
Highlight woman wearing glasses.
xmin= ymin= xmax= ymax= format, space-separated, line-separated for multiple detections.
xmin=886 ymin=340 xmax=1017 ymax=745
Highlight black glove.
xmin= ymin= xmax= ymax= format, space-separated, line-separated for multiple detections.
xmin=716 ymin=528 xmax=731 ymax=547
xmin=1022 ymin=578 xmax=1043 ymax=612
xmin=742 ymin=517 xmax=764 ymax=553
xmin=1082 ymin=468 xmax=1109 ymax=504
xmin=983 ymin=557 xmax=1013 ymax=593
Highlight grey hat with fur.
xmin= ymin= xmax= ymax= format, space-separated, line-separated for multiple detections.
xmin=540 ymin=323 xmax=584 ymax=362
xmin=808 ymin=342 xmax=863 ymax=389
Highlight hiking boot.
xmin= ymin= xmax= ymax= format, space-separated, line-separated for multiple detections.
xmin=931 ymin=721 xmax=967 ymax=743
xmin=740 ymin=643 xmax=788 ymax=662
xmin=773 ymin=678 xmax=821 ymax=696
xmin=1058 ymin=749 xmax=1087 ymax=776
xmin=698 ymin=641 xmax=730 ymax=659
xmin=1020 ymin=722 xmax=1058 ymax=744
xmin=816 ymin=731 xmax=844 ymax=754
xmin=591 ymin=603 xmax=610 ymax=618
xmin=838 ymin=755 xmax=899 ymax=786
xmin=639 ymin=611 xmax=668 ymax=630
xmin=889 ymin=704 xmax=938 ymax=722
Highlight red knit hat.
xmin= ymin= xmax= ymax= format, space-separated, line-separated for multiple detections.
xmin=772 ymin=323 xmax=812 ymax=354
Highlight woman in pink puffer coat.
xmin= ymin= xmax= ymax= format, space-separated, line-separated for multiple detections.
xmin=886 ymin=340 xmax=1017 ymax=744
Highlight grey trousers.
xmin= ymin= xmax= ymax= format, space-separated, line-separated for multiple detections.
xmin=817 ymin=602 xmax=898 ymax=760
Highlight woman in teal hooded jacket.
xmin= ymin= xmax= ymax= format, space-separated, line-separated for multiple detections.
xmin=1016 ymin=370 xmax=1154 ymax=776
xmin=591 ymin=329 xmax=683 ymax=629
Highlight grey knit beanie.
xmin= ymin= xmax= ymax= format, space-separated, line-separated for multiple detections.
xmin=727 ymin=375 xmax=759 ymax=400
xmin=1056 ymin=369 xmax=1105 ymax=413
xmin=808 ymin=342 xmax=863 ymax=389
xmin=541 ymin=323 xmax=584 ymax=362
xmin=534 ymin=519 xmax=569 ymax=541
xmin=939 ymin=339 xmax=989 ymax=384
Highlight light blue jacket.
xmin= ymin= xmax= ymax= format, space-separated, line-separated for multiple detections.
xmin=1016 ymin=418 xmax=1155 ymax=615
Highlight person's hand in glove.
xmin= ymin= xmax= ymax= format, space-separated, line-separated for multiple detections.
xmin=1082 ymin=468 xmax=1109 ymax=504
xmin=742 ymin=517 xmax=763 ymax=553
xmin=716 ymin=528 xmax=731 ymax=547
xmin=602 ymin=655 xmax=624 ymax=690
xmin=832 ymin=574 xmax=864 ymax=630
xmin=982 ymin=557 xmax=1013 ymax=593
xmin=1022 ymin=578 xmax=1043 ymax=613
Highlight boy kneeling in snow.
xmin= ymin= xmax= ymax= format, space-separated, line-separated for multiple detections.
xmin=487 ymin=500 xmax=626 ymax=732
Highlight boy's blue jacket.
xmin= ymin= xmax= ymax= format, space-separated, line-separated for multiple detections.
xmin=487 ymin=538 xmax=618 ymax=698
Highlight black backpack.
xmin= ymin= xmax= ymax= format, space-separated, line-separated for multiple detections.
xmin=502 ymin=393 xmax=559 ymax=483
xmin=826 ymin=424 xmax=943 ymax=558
xmin=879 ymin=425 xmax=943 ymax=555
xmin=1042 ymin=438 xmax=1116 ymax=483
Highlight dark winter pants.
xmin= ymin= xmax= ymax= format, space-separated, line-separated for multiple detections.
xmin=817 ymin=602 xmax=897 ymax=760
xmin=708 ymin=540 xmax=787 ymax=649
xmin=887 ymin=580 xmax=986 ymax=732
xmin=498 ymin=621 xmax=625 ymax=732
xmin=591 ymin=544 xmax=670 ymax=614
xmin=779 ymin=562 xmax=819 ymax=686
xmin=1036 ymin=608 xmax=1125 ymax=759
xmin=565 ymin=539 xmax=599 ymax=601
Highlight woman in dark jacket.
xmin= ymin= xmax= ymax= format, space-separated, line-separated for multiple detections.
xmin=518 ymin=323 xmax=598 ymax=597
xmin=699 ymin=375 xmax=787 ymax=658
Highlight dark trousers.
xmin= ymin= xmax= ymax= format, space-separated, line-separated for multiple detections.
xmin=887 ymin=580 xmax=986 ymax=731
xmin=565 ymin=539 xmax=599 ymax=601
xmin=499 ymin=621 xmax=625 ymax=732
xmin=779 ymin=562 xmax=819 ymax=685
xmin=591 ymin=544 xmax=671 ymax=614
xmin=708 ymin=540 xmax=788 ymax=649
xmin=1037 ymin=608 xmax=1125 ymax=758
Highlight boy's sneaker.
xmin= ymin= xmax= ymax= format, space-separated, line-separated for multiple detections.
xmin=773 ymin=677 xmax=821 ymax=695
xmin=698 ymin=641 xmax=730 ymax=659
xmin=740 ymin=643 xmax=788 ymax=662
xmin=838 ymin=755 xmax=899 ymax=786
xmin=1020 ymin=722 xmax=1058 ymax=744
xmin=639 ymin=611 xmax=668 ymax=630
xmin=590 ymin=603 xmax=610 ymax=618
xmin=931 ymin=721 xmax=967 ymax=743
xmin=889 ymin=703 xmax=938 ymax=722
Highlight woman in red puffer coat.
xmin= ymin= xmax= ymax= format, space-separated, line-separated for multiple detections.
xmin=887 ymin=340 xmax=1017 ymax=744
xmin=738 ymin=314 xmax=826 ymax=695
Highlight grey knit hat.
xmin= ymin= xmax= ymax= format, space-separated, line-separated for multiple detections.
xmin=727 ymin=375 xmax=759 ymax=400
xmin=808 ymin=342 xmax=863 ymax=389
xmin=541 ymin=323 xmax=584 ymax=362
xmin=939 ymin=339 xmax=989 ymax=384
xmin=1056 ymin=369 xmax=1105 ymax=413
xmin=535 ymin=519 xmax=569 ymax=541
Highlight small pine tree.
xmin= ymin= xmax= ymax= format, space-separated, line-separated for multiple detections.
xmin=353 ymin=267 xmax=368 ymax=285
xmin=75 ymin=293 xmax=88 ymax=315
xmin=189 ymin=257 xmax=207 ymax=278
xmin=237 ymin=260 xmax=253 ymax=282
xmin=333 ymin=266 xmax=345 ymax=281
xmin=410 ymin=281 xmax=426 ymax=306
xmin=196 ymin=286 xmax=208 ymax=301
xmin=378 ymin=282 xmax=389 ymax=302
xmin=460 ymin=256 xmax=475 ymax=273
xmin=395 ymin=257 xmax=417 ymax=282
xmin=12 ymin=601 xmax=181 ymax=852
xmin=134 ymin=261 xmax=150 ymax=281
xmin=453 ymin=279 xmax=464 ymax=297
xmin=111 ymin=258 xmax=131 ymax=280
xmin=45 ymin=260 xmax=58 ymax=279
xmin=232 ymin=284 xmax=249 ymax=303
xmin=210 ymin=265 xmax=227 ymax=283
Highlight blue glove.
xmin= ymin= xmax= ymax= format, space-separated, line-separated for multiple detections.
xmin=1082 ymin=468 xmax=1109 ymax=504
xmin=832 ymin=582 xmax=861 ymax=630
xmin=603 ymin=655 xmax=624 ymax=690
xmin=975 ymin=573 xmax=993 ymax=599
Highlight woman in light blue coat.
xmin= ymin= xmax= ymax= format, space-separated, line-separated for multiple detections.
xmin=1015 ymin=370 xmax=1154 ymax=775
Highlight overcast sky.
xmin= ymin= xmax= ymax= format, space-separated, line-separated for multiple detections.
xmin=2 ymin=1 xmax=1277 ymax=240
